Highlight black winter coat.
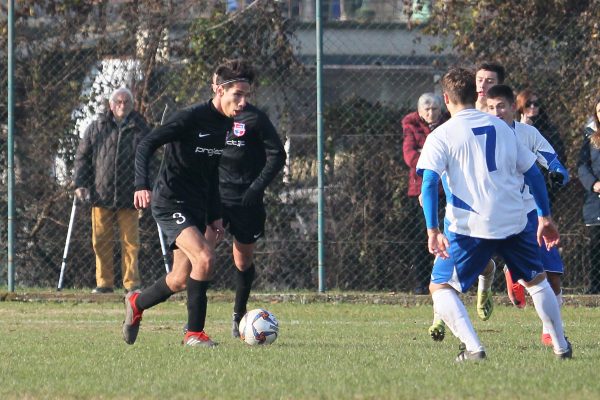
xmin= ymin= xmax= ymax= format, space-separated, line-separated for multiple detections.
xmin=75 ymin=110 xmax=150 ymax=209
xmin=577 ymin=127 xmax=600 ymax=226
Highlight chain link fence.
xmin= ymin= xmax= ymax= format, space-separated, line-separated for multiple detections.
xmin=1 ymin=0 xmax=598 ymax=294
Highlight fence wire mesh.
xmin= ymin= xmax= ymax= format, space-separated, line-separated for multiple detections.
xmin=1 ymin=0 xmax=599 ymax=294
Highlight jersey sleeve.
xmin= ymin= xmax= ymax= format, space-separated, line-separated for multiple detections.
xmin=515 ymin=139 xmax=537 ymax=175
xmin=530 ymin=126 xmax=558 ymax=169
xmin=134 ymin=108 xmax=193 ymax=190
xmin=74 ymin=122 xmax=95 ymax=189
xmin=416 ymin=132 xmax=447 ymax=177
xmin=249 ymin=112 xmax=286 ymax=192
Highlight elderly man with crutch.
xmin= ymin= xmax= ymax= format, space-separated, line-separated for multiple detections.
xmin=73 ymin=87 xmax=150 ymax=294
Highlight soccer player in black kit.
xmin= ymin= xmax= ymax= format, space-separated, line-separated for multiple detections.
xmin=122 ymin=59 xmax=255 ymax=347
xmin=205 ymin=72 xmax=286 ymax=337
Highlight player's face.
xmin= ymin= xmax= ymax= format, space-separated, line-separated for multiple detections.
xmin=418 ymin=105 xmax=441 ymax=125
xmin=109 ymin=94 xmax=133 ymax=120
xmin=595 ymin=101 xmax=600 ymax=124
xmin=486 ymin=97 xmax=515 ymax=124
xmin=475 ymin=70 xmax=499 ymax=99
xmin=218 ymin=82 xmax=251 ymax=118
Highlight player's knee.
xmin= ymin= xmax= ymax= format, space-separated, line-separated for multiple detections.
xmin=192 ymin=250 xmax=216 ymax=277
xmin=234 ymin=258 xmax=254 ymax=271
xmin=167 ymin=275 xmax=188 ymax=292
xmin=522 ymin=271 xmax=547 ymax=288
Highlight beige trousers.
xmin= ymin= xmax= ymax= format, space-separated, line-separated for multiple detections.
xmin=91 ymin=207 xmax=141 ymax=290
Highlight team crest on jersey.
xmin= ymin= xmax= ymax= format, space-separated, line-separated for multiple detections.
xmin=233 ymin=122 xmax=246 ymax=137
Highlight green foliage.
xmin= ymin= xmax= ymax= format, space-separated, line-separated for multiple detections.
xmin=171 ymin=0 xmax=303 ymax=104
xmin=322 ymin=98 xmax=414 ymax=289
xmin=420 ymin=0 xmax=600 ymax=164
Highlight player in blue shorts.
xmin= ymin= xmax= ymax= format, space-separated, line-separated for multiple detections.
xmin=417 ymin=67 xmax=571 ymax=361
xmin=483 ymin=84 xmax=569 ymax=346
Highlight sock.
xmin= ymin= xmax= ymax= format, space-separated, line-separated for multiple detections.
xmin=432 ymin=288 xmax=484 ymax=352
xmin=187 ymin=277 xmax=210 ymax=332
xmin=234 ymin=264 xmax=256 ymax=317
xmin=135 ymin=275 xmax=174 ymax=311
xmin=478 ymin=259 xmax=496 ymax=292
xmin=543 ymin=290 xmax=563 ymax=335
xmin=526 ymin=280 xmax=568 ymax=352
xmin=432 ymin=309 xmax=442 ymax=324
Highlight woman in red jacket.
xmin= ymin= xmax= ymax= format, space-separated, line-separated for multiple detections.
xmin=402 ymin=93 xmax=448 ymax=294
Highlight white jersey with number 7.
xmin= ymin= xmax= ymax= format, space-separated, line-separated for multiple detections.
xmin=416 ymin=108 xmax=537 ymax=239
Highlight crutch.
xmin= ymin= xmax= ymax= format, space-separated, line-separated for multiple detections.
xmin=157 ymin=223 xmax=170 ymax=273
xmin=156 ymin=103 xmax=171 ymax=273
xmin=57 ymin=196 xmax=77 ymax=291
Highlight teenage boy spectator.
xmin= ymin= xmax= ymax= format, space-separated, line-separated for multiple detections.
xmin=74 ymin=87 xmax=149 ymax=294
xmin=123 ymin=59 xmax=255 ymax=347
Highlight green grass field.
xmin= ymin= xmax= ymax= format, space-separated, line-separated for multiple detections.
xmin=0 ymin=293 xmax=599 ymax=400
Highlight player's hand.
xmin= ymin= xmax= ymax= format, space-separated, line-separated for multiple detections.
xmin=208 ymin=219 xmax=224 ymax=243
xmin=427 ymin=228 xmax=450 ymax=259
xmin=549 ymin=164 xmax=569 ymax=189
xmin=241 ymin=187 xmax=263 ymax=207
xmin=593 ymin=181 xmax=600 ymax=193
xmin=133 ymin=190 xmax=152 ymax=209
xmin=537 ymin=216 xmax=560 ymax=250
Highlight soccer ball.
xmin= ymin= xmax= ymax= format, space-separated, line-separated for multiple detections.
xmin=239 ymin=308 xmax=279 ymax=345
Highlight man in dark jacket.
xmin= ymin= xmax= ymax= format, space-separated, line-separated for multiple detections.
xmin=402 ymin=93 xmax=448 ymax=294
xmin=74 ymin=87 xmax=150 ymax=294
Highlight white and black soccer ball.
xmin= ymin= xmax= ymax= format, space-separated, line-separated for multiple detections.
xmin=239 ymin=308 xmax=279 ymax=345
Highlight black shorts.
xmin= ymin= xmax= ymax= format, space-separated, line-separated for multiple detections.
xmin=152 ymin=202 xmax=206 ymax=250
xmin=222 ymin=203 xmax=266 ymax=245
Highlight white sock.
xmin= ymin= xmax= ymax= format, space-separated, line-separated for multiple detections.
xmin=478 ymin=259 xmax=496 ymax=292
xmin=432 ymin=288 xmax=484 ymax=352
xmin=432 ymin=309 xmax=442 ymax=324
xmin=542 ymin=290 xmax=563 ymax=335
xmin=527 ymin=280 xmax=568 ymax=352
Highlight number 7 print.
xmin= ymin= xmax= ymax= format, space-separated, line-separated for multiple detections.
xmin=472 ymin=126 xmax=497 ymax=172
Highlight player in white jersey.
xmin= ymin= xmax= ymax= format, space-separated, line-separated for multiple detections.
xmin=416 ymin=67 xmax=571 ymax=361
xmin=428 ymin=61 xmax=507 ymax=342
xmin=482 ymin=84 xmax=569 ymax=346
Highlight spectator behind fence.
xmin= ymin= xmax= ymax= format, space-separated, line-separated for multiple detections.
xmin=74 ymin=87 xmax=150 ymax=294
xmin=402 ymin=92 xmax=449 ymax=294
xmin=576 ymin=97 xmax=600 ymax=294
xmin=517 ymin=89 xmax=567 ymax=202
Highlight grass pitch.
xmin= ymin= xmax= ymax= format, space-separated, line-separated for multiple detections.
xmin=0 ymin=294 xmax=599 ymax=399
